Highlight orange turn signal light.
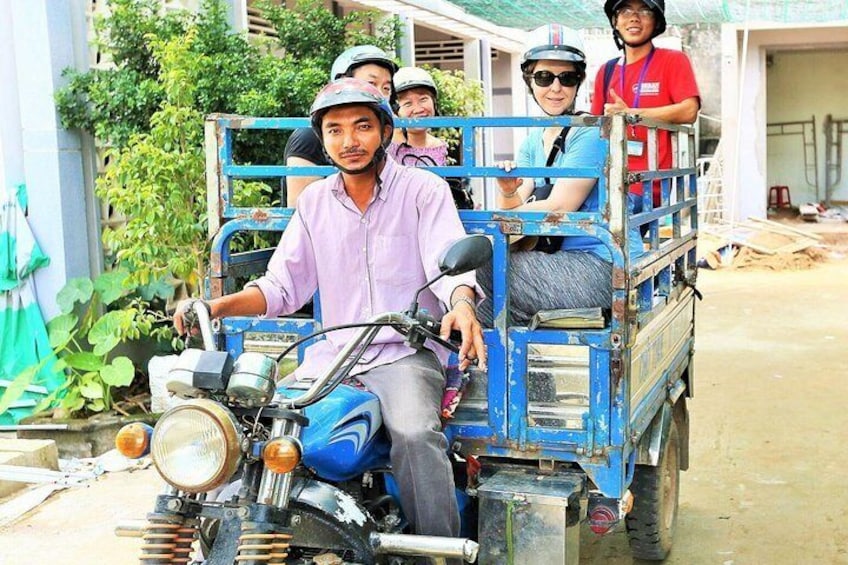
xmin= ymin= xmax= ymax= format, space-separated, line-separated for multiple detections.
xmin=115 ymin=423 xmax=153 ymax=459
xmin=262 ymin=437 xmax=301 ymax=474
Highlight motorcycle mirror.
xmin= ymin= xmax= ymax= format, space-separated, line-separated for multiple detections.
xmin=438 ymin=235 xmax=492 ymax=276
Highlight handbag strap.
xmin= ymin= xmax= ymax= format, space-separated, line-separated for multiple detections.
xmin=544 ymin=126 xmax=570 ymax=185
xmin=542 ymin=110 xmax=589 ymax=185
xmin=602 ymin=57 xmax=619 ymax=103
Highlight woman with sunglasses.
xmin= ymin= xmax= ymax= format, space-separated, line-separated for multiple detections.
xmin=477 ymin=24 xmax=644 ymax=326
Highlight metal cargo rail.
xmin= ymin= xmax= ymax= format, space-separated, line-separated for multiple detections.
xmin=204 ymin=113 xmax=697 ymax=497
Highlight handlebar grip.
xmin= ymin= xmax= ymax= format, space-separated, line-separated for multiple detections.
xmin=410 ymin=310 xmax=463 ymax=353
xmin=181 ymin=299 xmax=215 ymax=351
xmin=428 ymin=332 xmax=460 ymax=354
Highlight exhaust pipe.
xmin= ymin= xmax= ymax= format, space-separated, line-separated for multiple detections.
xmin=370 ymin=532 xmax=479 ymax=563
xmin=115 ymin=519 xmax=147 ymax=538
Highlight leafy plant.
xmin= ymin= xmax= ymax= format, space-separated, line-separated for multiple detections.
xmin=97 ymin=31 xmax=208 ymax=293
xmin=55 ymin=0 xmax=480 ymax=300
xmin=55 ymin=0 xmax=188 ymax=149
xmin=260 ymin=0 xmax=401 ymax=73
xmin=0 ymin=269 xmax=172 ymax=418
xmin=428 ymin=66 xmax=486 ymax=162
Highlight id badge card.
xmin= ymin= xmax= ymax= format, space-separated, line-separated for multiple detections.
xmin=627 ymin=140 xmax=645 ymax=157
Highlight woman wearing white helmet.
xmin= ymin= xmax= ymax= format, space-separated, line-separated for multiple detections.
xmin=387 ymin=67 xmax=475 ymax=209
xmin=388 ymin=67 xmax=447 ymax=167
xmin=476 ymin=24 xmax=644 ymax=326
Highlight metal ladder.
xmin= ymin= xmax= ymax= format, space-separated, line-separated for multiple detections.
xmin=766 ymin=116 xmax=819 ymax=201
xmin=824 ymin=114 xmax=847 ymax=207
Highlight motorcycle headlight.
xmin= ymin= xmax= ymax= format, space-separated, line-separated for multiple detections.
xmin=151 ymin=399 xmax=243 ymax=492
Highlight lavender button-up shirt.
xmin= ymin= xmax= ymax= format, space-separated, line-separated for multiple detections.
xmin=248 ymin=157 xmax=480 ymax=381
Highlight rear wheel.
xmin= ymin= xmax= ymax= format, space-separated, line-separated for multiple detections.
xmin=626 ymin=418 xmax=680 ymax=561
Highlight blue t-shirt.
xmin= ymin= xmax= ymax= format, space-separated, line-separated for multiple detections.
xmin=517 ymin=126 xmax=644 ymax=261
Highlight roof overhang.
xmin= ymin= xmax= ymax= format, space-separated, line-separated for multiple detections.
xmin=344 ymin=0 xmax=527 ymax=54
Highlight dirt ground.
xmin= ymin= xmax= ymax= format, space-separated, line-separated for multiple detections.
xmin=1 ymin=249 xmax=847 ymax=565
xmin=580 ymin=254 xmax=848 ymax=564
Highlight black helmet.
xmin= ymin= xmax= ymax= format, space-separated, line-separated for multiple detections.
xmin=604 ymin=0 xmax=667 ymax=44
xmin=310 ymin=77 xmax=394 ymax=142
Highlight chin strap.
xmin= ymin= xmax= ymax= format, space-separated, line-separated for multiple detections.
xmin=613 ymin=30 xmax=625 ymax=50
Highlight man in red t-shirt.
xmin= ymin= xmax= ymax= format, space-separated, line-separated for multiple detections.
xmin=591 ymin=0 xmax=700 ymax=208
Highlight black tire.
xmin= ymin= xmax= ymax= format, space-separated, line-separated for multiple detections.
xmin=626 ymin=418 xmax=680 ymax=561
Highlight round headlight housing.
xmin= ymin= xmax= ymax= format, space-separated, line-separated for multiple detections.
xmin=151 ymin=399 xmax=243 ymax=492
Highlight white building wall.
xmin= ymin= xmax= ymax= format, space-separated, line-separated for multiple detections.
xmin=2 ymin=0 xmax=95 ymax=320
xmin=767 ymin=49 xmax=848 ymax=205
xmin=722 ymin=23 xmax=848 ymax=222
xmin=0 ymin=1 xmax=24 ymax=190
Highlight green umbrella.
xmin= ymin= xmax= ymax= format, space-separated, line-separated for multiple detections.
xmin=0 ymin=184 xmax=64 ymax=424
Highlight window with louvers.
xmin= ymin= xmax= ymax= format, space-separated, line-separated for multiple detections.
xmin=246 ymin=0 xmax=280 ymax=38
xmin=415 ymin=40 xmax=498 ymax=66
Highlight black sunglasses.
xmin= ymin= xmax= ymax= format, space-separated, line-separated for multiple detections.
xmin=527 ymin=70 xmax=582 ymax=88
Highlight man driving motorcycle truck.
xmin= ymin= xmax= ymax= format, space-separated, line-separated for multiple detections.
xmin=174 ymin=77 xmax=486 ymax=558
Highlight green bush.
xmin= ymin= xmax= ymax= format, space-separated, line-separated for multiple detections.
xmin=428 ymin=66 xmax=486 ymax=160
xmin=57 ymin=0 xmax=484 ymax=294
xmin=261 ymin=0 xmax=401 ymax=69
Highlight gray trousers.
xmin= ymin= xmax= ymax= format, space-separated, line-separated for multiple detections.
xmin=476 ymin=249 xmax=613 ymax=326
xmin=355 ymin=350 xmax=460 ymax=540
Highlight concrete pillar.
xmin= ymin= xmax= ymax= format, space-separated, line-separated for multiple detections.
xmin=509 ymin=52 xmax=529 ymax=157
xmin=721 ymin=23 xmax=769 ymax=223
xmin=719 ymin=24 xmax=739 ymax=223
xmin=224 ymin=0 xmax=248 ymax=33
xmin=397 ymin=14 xmax=415 ymax=66
xmin=478 ymin=39 xmax=493 ymax=115
xmin=464 ymin=39 xmax=491 ymax=206
xmin=0 ymin=2 xmax=24 ymax=191
xmin=8 ymin=1 xmax=97 ymax=320
xmin=463 ymin=39 xmax=482 ymax=87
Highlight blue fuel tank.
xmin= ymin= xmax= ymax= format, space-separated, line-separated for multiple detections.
xmin=279 ymin=383 xmax=391 ymax=482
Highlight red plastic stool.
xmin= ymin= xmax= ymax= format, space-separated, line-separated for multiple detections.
xmin=768 ymin=185 xmax=792 ymax=209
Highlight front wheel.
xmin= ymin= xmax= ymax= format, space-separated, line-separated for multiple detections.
xmin=626 ymin=418 xmax=680 ymax=561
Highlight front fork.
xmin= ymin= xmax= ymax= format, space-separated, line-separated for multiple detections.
xmin=136 ymin=486 xmax=202 ymax=565
xmin=257 ymin=416 xmax=302 ymax=507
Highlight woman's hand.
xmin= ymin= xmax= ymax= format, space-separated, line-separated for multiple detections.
xmin=495 ymin=160 xmax=522 ymax=195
